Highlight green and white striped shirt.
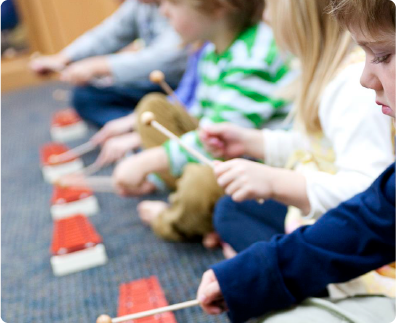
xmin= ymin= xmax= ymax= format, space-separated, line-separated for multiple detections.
xmin=164 ymin=22 xmax=293 ymax=176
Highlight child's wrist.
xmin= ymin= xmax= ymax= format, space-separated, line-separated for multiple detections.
xmin=243 ymin=129 xmax=264 ymax=159
xmin=267 ymin=167 xmax=285 ymax=200
xmin=136 ymin=147 xmax=169 ymax=177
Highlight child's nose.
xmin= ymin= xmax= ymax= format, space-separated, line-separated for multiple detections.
xmin=360 ymin=62 xmax=383 ymax=92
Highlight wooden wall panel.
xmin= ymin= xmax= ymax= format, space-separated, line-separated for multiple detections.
xmin=15 ymin=0 xmax=119 ymax=54
xmin=2 ymin=0 xmax=119 ymax=92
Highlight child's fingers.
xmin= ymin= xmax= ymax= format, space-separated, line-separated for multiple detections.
xmin=208 ymin=137 xmax=224 ymax=149
xmin=217 ymin=167 xmax=240 ymax=188
xmin=224 ymin=176 xmax=245 ymax=196
xmin=199 ymin=280 xmax=225 ymax=315
xmin=213 ymin=159 xmax=239 ymax=177
xmin=232 ymin=187 xmax=251 ymax=202
xmin=91 ymin=130 xmax=108 ymax=145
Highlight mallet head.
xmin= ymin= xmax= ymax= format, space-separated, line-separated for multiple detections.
xmin=149 ymin=70 xmax=165 ymax=84
xmin=96 ymin=314 xmax=112 ymax=323
xmin=141 ymin=112 xmax=156 ymax=126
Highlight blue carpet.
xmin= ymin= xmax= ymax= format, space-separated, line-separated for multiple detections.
xmin=1 ymin=82 xmax=228 ymax=323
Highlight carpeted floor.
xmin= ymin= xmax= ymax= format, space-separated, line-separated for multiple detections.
xmin=1 ymin=82 xmax=228 ymax=323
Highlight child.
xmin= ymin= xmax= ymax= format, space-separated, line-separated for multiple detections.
xmin=199 ymin=0 xmax=393 ymax=256
xmin=113 ymin=0 xmax=294 ymax=243
xmin=30 ymin=0 xmax=187 ymax=126
xmin=88 ymin=43 xmax=207 ymax=167
xmin=197 ymin=1 xmax=395 ymax=321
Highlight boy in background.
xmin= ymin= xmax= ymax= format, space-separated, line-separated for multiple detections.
xmin=30 ymin=0 xmax=187 ymax=127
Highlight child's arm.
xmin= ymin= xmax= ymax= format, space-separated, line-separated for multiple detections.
xmin=113 ymin=146 xmax=169 ymax=195
xmin=59 ymin=56 xmax=111 ymax=86
xmin=214 ymin=159 xmax=311 ymax=214
xmin=91 ymin=113 xmax=137 ymax=145
xmin=198 ymin=164 xmax=395 ymax=322
xmin=94 ymin=132 xmax=141 ymax=168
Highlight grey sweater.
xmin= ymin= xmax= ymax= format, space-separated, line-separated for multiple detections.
xmin=63 ymin=0 xmax=187 ymax=87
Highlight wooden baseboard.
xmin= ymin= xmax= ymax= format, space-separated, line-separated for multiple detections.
xmin=1 ymin=54 xmax=51 ymax=93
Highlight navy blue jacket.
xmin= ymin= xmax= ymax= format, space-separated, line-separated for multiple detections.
xmin=212 ymin=163 xmax=395 ymax=323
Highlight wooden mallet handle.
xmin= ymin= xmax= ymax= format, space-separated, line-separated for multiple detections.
xmin=49 ymin=141 xmax=97 ymax=163
xmin=141 ymin=112 xmax=213 ymax=166
xmin=149 ymin=70 xmax=185 ymax=108
xmin=97 ymin=299 xmax=200 ymax=323
xmin=58 ymin=175 xmax=116 ymax=193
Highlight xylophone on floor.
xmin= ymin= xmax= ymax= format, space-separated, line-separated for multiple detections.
xmin=50 ymin=215 xmax=108 ymax=276
xmin=51 ymin=108 xmax=88 ymax=143
xmin=50 ymin=185 xmax=99 ymax=220
xmin=40 ymin=142 xmax=84 ymax=183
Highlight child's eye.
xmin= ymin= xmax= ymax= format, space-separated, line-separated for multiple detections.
xmin=371 ymin=54 xmax=391 ymax=64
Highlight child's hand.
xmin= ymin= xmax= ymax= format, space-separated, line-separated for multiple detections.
xmin=95 ymin=133 xmax=141 ymax=167
xmin=197 ymin=270 xmax=227 ymax=315
xmin=214 ymin=159 xmax=275 ymax=202
xmin=112 ymin=155 xmax=147 ymax=196
xmin=91 ymin=114 xmax=136 ymax=145
xmin=29 ymin=53 xmax=70 ymax=75
xmin=60 ymin=56 xmax=111 ymax=86
xmin=199 ymin=123 xmax=247 ymax=159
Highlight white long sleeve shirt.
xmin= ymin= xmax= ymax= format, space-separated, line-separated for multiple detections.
xmin=263 ymin=63 xmax=394 ymax=219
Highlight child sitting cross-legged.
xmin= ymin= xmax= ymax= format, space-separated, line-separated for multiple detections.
xmin=112 ymin=0 xmax=295 ymax=244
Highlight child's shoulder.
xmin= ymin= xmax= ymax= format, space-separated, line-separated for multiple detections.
xmin=201 ymin=23 xmax=277 ymax=65
xmin=230 ymin=22 xmax=276 ymax=63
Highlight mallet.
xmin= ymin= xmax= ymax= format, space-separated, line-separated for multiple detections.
xmin=141 ymin=111 xmax=213 ymax=166
xmin=57 ymin=175 xmax=116 ymax=193
xmin=141 ymin=112 xmax=264 ymax=204
xmin=49 ymin=141 xmax=97 ymax=163
xmin=97 ymin=299 xmax=200 ymax=323
xmin=149 ymin=70 xmax=185 ymax=108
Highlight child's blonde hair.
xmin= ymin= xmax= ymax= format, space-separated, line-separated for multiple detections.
xmin=169 ymin=0 xmax=264 ymax=30
xmin=268 ymin=0 xmax=353 ymax=134
xmin=330 ymin=0 xmax=395 ymax=40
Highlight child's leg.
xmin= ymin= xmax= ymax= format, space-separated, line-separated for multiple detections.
xmin=136 ymin=93 xmax=198 ymax=147
xmin=72 ymin=84 xmax=159 ymax=127
xmin=136 ymin=93 xmax=198 ymax=188
xmin=213 ymin=196 xmax=287 ymax=253
xmin=147 ymin=164 xmax=224 ymax=242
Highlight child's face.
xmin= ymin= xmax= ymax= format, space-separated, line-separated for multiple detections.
xmin=160 ymin=0 xmax=216 ymax=44
xmin=350 ymin=27 xmax=395 ymax=119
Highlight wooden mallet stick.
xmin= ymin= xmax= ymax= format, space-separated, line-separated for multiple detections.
xmin=141 ymin=112 xmax=264 ymax=204
xmin=150 ymin=70 xmax=185 ymax=108
xmin=97 ymin=299 xmax=200 ymax=323
xmin=50 ymin=141 xmax=97 ymax=163
xmin=141 ymin=112 xmax=213 ymax=166
xmin=58 ymin=175 xmax=116 ymax=193
xmin=82 ymin=161 xmax=103 ymax=177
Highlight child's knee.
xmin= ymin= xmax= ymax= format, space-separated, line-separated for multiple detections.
xmin=177 ymin=164 xmax=223 ymax=205
xmin=71 ymin=86 xmax=92 ymax=110
xmin=213 ymin=196 xmax=236 ymax=235
xmin=136 ymin=93 xmax=167 ymax=117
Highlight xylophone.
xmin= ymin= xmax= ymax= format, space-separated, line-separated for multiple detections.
xmin=40 ymin=142 xmax=84 ymax=183
xmin=51 ymin=108 xmax=88 ymax=142
xmin=50 ymin=185 xmax=99 ymax=220
xmin=50 ymin=215 xmax=108 ymax=276
xmin=117 ymin=277 xmax=177 ymax=323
